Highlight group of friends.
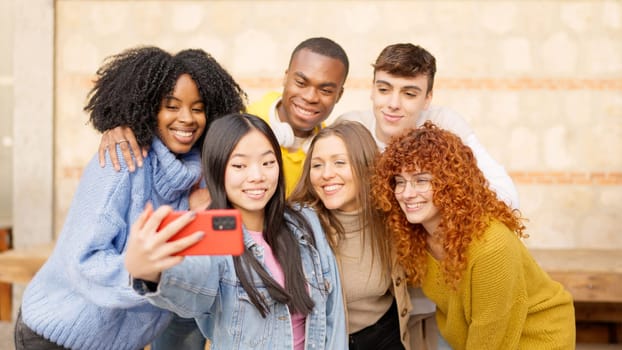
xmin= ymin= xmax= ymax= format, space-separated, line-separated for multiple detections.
xmin=14 ymin=37 xmax=576 ymax=350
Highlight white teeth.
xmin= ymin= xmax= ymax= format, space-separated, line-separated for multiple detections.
xmin=294 ymin=104 xmax=314 ymax=116
xmin=323 ymin=185 xmax=341 ymax=192
xmin=245 ymin=189 xmax=265 ymax=195
xmin=406 ymin=202 xmax=423 ymax=209
xmin=173 ymin=130 xmax=193 ymax=137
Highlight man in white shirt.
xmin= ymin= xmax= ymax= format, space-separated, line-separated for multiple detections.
xmin=337 ymin=43 xmax=519 ymax=350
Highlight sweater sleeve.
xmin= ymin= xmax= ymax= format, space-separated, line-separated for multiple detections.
xmin=60 ymin=156 xmax=150 ymax=309
xmin=465 ymin=223 xmax=528 ymax=349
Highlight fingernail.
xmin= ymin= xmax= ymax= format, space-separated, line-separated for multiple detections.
xmin=188 ymin=211 xmax=196 ymax=218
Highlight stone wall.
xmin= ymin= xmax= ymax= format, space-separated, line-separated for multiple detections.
xmin=51 ymin=0 xmax=622 ymax=249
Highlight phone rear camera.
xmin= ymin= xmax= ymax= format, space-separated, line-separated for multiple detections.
xmin=213 ymin=216 xmax=237 ymax=230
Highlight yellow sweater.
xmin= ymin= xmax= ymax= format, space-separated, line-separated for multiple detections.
xmin=422 ymin=220 xmax=576 ymax=350
xmin=247 ymin=92 xmax=310 ymax=196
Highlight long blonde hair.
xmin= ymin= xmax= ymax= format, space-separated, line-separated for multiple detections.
xmin=290 ymin=120 xmax=392 ymax=274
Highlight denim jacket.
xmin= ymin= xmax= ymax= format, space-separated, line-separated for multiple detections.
xmin=135 ymin=206 xmax=347 ymax=350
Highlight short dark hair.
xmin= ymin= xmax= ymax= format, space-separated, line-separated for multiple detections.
xmin=373 ymin=43 xmax=436 ymax=94
xmin=85 ymin=46 xmax=247 ymax=150
xmin=289 ymin=37 xmax=349 ymax=80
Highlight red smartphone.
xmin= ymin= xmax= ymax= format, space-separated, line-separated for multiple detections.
xmin=158 ymin=209 xmax=244 ymax=256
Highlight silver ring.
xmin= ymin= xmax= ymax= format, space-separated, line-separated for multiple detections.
xmin=116 ymin=139 xmax=129 ymax=144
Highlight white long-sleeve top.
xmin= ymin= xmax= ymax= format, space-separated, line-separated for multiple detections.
xmin=336 ymin=106 xmax=519 ymax=209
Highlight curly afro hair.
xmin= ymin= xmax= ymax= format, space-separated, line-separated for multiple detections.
xmin=371 ymin=121 xmax=525 ymax=289
xmin=84 ymin=46 xmax=247 ymax=151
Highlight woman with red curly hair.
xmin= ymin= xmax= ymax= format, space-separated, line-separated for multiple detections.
xmin=371 ymin=121 xmax=575 ymax=350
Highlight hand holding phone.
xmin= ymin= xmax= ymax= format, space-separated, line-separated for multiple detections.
xmin=158 ymin=209 xmax=244 ymax=256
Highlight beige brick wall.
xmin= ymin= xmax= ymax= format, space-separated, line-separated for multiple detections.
xmin=53 ymin=0 xmax=622 ymax=249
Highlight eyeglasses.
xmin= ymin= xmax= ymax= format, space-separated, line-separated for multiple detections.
xmin=393 ymin=176 xmax=432 ymax=194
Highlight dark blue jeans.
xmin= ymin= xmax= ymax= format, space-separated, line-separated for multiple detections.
xmin=348 ymin=300 xmax=405 ymax=350
xmin=14 ymin=308 xmax=68 ymax=350
xmin=150 ymin=313 xmax=206 ymax=350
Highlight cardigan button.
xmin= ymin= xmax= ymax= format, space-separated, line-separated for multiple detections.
xmin=395 ymin=277 xmax=402 ymax=286
xmin=400 ymin=308 xmax=408 ymax=317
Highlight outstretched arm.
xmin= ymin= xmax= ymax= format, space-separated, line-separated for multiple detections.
xmin=127 ymin=204 xmax=223 ymax=318
xmin=125 ymin=204 xmax=204 ymax=282
xmin=98 ymin=126 xmax=147 ymax=172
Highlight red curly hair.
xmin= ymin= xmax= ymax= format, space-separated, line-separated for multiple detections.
xmin=371 ymin=121 xmax=525 ymax=289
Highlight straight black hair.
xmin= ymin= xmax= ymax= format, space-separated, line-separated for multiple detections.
xmin=201 ymin=113 xmax=316 ymax=317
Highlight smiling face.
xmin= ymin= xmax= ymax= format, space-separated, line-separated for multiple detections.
xmin=278 ymin=49 xmax=346 ymax=138
xmin=371 ymin=71 xmax=433 ymax=144
xmin=309 ymin=135 xmax=359 ymax=213
xmin=225 ymin=129 xmax=280 ymax=231
xmin=156 ymin=73 xmax=207 ymax=154
xmin=394 ymin=170 xmax=441 ymax=234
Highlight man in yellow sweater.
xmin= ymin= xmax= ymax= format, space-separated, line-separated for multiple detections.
xmin=100 ymin=37 xmax=348 ymax=197
xmin=247 ymin=37 xmax=348 ymax=195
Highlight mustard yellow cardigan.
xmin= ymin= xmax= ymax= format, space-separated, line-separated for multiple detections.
xmin=422 ymin=220 xmax=576 ymax=349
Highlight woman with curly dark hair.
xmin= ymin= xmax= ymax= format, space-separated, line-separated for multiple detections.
xmin=14 ymin=46 xmax=246 ymax=350
xmin=371 ymin=121 xmax=575 ymax=350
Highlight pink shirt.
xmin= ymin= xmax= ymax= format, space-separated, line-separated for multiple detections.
xmin=249 ymin=230 xmax=306 ymax=350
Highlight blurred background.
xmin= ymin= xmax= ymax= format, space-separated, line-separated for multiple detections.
xmin=1 ymin=0 xmax=621 ymax=348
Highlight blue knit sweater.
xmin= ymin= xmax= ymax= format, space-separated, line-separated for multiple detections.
xmin=21 ymin=138 xmax=202 ymax=350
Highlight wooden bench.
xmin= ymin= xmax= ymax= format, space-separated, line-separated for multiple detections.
xmin=530 ymin=249 xmax=622 ymax=303
xmin=0 ymin=243 xmax=54 ymax=285
xmin=530 ymin=249 xmax=622 ymax=344
xmin=1 ymin=244 xmax=619 ymax=343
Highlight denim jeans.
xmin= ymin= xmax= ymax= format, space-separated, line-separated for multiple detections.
xmin=150 ymin=313 xmax=206 ymax=350
xmin=14 ymin=308 xmax=68 ymax=350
